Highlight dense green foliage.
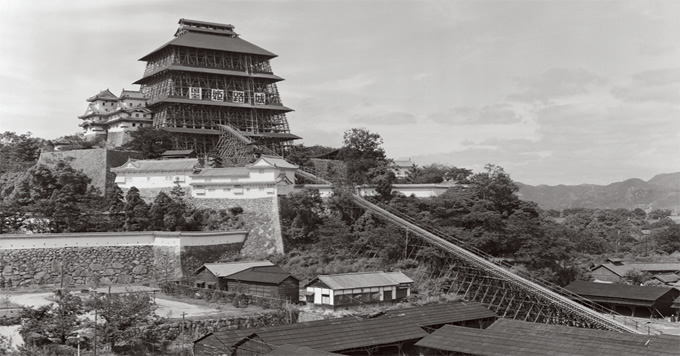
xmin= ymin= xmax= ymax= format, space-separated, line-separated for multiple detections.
xmin=0 ymin=132 xmax=44 ymax=176
xmin=0 ymin=162 xmax=242 ymax=234
xmin=121 ymin=127 xmax=175 ymax=159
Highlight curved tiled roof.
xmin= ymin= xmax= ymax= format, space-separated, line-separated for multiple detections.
xmin=111 ymin=158 xmax=200 ymax=173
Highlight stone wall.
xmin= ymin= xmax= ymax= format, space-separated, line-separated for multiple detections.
xmin=38 ymin=149 xmax=142 ymax=194
xmin=0 ymin=245 xmax=153 ymax=287
xmin=188 ymin=197 xmax=284 ymax=256
xmin=158 ymin=309 xmax=297 ymax=342
xmin=0 ymin=231 xmax=247 ymax=288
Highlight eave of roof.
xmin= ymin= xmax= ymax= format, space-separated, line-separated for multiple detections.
xmin=147 ymin=97 xmax=293 ymax=112
xmin=139 ymin=31 xmax=276 ymax=61
xmin=565 ymin=280 xmax=676 ymax=302
xmin=134 ymin=64 xmax=284 ymax=84
xmin=161 ymin=127 xmax=300 ymax=141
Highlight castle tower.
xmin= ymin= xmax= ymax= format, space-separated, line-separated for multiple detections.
xmin=134 ymin=19 xmax=299 ymax=160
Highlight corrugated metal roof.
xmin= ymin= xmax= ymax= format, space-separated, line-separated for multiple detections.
xmin=197 ymin=261 xmax=274 ymax=278
xmin=312 ymin=271 xmax=413 ymax=290
xmin=380 ymin=302 xmax=496 ymax=327
xmin=161 ymin=149 xmax=195 ymax=156
xmin=565 ymin=280 xmax=677 ymax=303
xmin=140 ymin=31 xmax=276 ymax=61
xmin=110 ymin=158 xmax=200 ymax=173
xmin=193 ymin=167 xmax=250 ymax=177
xmin=415 ymin=324 xmax=680 ymax=356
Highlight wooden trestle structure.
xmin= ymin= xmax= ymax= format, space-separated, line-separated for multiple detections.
xmin=297 ymin=171 xmax=660 ymax=335
xmin=133 ymin=18 xmax=299 ymax=160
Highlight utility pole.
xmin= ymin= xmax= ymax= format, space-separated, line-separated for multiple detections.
xmin=181 ymin=312 xmax=186 ymax=352
xmin=94 ymin=307 xmax=97 ymax=356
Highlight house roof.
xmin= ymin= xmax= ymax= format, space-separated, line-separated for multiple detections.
xmin=415 ymin=323 xmax=680 ymax=356
xmin=251 ymin=155 xmax=299 ymax=169
xmin=306 ymin=271 xmax=413 ymax=290
xmin=653 ymin=273 xmax=680 ymax=284
xmin=201 ymin=314 xmax=427 ymax=353
xmin=594 ymin=262 xmax=680 ymax=277
xmin=228 ymin=266 xmax=297 ymax=285
xmin=119 ymin=89 xmax=146 ymax=99
xmin=110 ymin=158 xmax=200 ymax=173
xmin=87 ymin=89 xmax=118 ymax=102
xmin=140 ymin=31 xmax=276 ymax=61
xmin=160 ymin=149 xmax=195 ymax=156
xmin=134 ymin=64 xmax=284 ymax=84
xmin=564 ymin=280 xmax=676 ymax=305
xmin=196 ymin=261 xmax=274 ymax=278
xmin=264 ymin=344 xmax=343 ymax=356
xmin=379 ymin=302 xmax=497 ymax=327
xmin=192 ymin=167 xmax=251 ymax=178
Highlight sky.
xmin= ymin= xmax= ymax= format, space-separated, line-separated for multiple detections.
xmin=0 ymin=0 xmax=678 ymax=185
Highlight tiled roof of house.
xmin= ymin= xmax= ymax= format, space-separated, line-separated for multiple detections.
xmin=196 ymin=261 xmax=274 ymax=278
xmin=565 ymin=280 xmax=676 ymax=306
xmin=192 ymin=167 xmax=250 ymax=177
xmin=253 ymin=155 xmax=298 ymax=169
xmin=306 ymin=271 xmax=413 ymax=290
xmin=264 ymin=344 xmax=343 ymax=356
xmin=87 ymin=89 xmax=118 ymax=102
xmin=111 ymin=158 xmax=200 ymax=173
xmin=227 ymin=266 xmax=297 ymax=285
xmin=415 ymin=323 xmax=679 ymax=356
xmin=379 ymin=302 xmax=497 ymax=327
xmin=140 ymin=31 xmax=276 ymax=61
xmin=653 ymin=273 xmax=680 ymax=284
xmin=594 ymin=263 xmax=680 ymax=277
xmin=201 ymin=314 xmax=426 ymax=353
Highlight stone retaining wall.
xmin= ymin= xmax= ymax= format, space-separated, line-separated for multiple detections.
xmin=158 ymin=309 xmax=297 ymax=342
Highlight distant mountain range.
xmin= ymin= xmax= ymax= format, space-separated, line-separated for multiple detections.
xmin=516 ymin=172 xmax=680 ymax=211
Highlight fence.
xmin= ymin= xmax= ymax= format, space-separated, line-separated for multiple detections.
xmin=159 ymin=282 xmax=294 ymax=310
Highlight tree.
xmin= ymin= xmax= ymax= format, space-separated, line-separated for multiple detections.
xmin=654 ymin=223 xmax=680 ymax=254
xmin=0 ymin=131 xmax=44 ymax=175
xmin=370 ymin=166 xmax=396 ymax=202
xmin=86 ymin=291 xmax=161 ymax=351
xmin=648 ymin=209 xmax=672 ymax=220
xmin=148 ymin=191 xmax=172 ymax=230
xmin=622 ymin=269 xmax=652 ymax=285
xmin=124 ymin=187 xmax=149 ymax=231
xmin=279 ymin=190 xmax=325 ymax=247
xmin=121 ymin=127 xmax=175 ymax=159
xmin=19 ymin=290 xmax=84 ymax=346
xmin=338 ymin=128 xmax=389 ymax=184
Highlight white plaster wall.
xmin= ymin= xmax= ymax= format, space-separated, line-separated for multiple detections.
xmin=115 ymin=172 xmax=192 ymax=190
xmin=0 ymin=231 xmax=247 ymax=250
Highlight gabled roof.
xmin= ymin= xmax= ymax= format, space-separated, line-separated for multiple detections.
xmin=139 ymin=31 xmax=276 ymax=61
xmin=379 ymin=302 xmax=497 ymax=328
xmin=594 ymin=262 xmax=680 ymax=277
xmin=195 ymin=261 xmax=274 ymax=278
xmin=111 ymin=158 xmax=200 ymax=173
xmin=199 ymin=314 xmax=427 ymax=353
xmin=160 ymin=149 xmax=195 ymax=156
xmin=653 ymin=273 xmax=680 ymax=284
xmin=306 ymin=271 xmax=413 ymax=290
xmin=119 ymin=89 xmax=146 ymax=99
xmin=415 ymin=323 xmax=679 ymax=356
xmin=192 ymin=167 xmax=250 ymax=178
xmin=87 ymin=89 xmax=118 ymax=102
xmin=265 ymin=344 xmax=343 ymax=356
xmin=565 ymin=280 xmax=677 ymax=305
xmin=228 ymin=266 xmax=297 ymax=284
xmin=251 ymin=155 xmax=298 ymax=169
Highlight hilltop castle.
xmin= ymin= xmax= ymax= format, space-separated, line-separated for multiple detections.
xmin=79 ymin=19 xmax=299 ymax=162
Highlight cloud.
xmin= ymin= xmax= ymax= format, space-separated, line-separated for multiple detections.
xmin=507 ymin=68 xmax=606 ymax=103
xmin=611 ymin=68 xmax=680 ymax=103
xmin=428 ymin=103 xmax=524 ymax=125
xmin=350 ymin=111 xmax=417 ymax=125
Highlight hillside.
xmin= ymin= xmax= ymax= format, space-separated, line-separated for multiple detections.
xmin=516 ymin=172 xmax=680 ymax=211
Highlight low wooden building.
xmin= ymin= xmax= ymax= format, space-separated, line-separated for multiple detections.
xmin=590 ymin=259 xmax=680 ymax=283
xmin=415 ymin=319 xmax=680 ymax=356
xmin=304 ymin=271 xmax=414 ymax=310
xmin=565 ymin=280 xmax=680 ymax=317
xmin=193 ymin=261 xmax=299 ymax=303
xmin=193 ymin=302 xmax=496 ymax=356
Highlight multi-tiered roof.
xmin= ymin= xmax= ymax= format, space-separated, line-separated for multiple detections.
xmin=78 ymin=89 xmax=153 ymax=145
xmin=134 ymin=18 xmax=299 ymax=158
